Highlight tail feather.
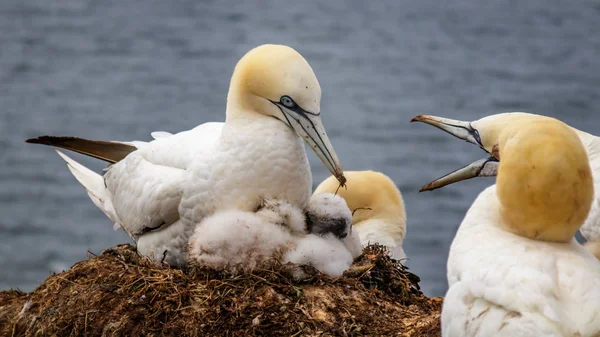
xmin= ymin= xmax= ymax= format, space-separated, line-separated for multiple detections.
xmin=55 ymin=150 xmax=121 ymax=227
xmin=26 ymin=136 xmax=137 ymax=163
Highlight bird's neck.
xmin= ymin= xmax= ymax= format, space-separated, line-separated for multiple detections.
xmin=575 ymin=129 xmax=600 ymax=172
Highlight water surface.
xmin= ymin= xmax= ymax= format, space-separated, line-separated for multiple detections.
xmin=1 ymin=0 xmax=599 ymax=296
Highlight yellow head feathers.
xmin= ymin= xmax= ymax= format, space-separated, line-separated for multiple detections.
xmin=471 ymin=112 xmax=540 ymax=157
xmin=413 ymin=113 xmax=593 ymax=242
xmin=495 ymin=116 xmax=593 ymax=242
xmin=224 ymin=44 xmax=345 ymax=185
xmin=227 ymin=44 xmax=321 ymax=118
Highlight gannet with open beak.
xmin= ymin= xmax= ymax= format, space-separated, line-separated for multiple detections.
xmin=313 ymin=171 xmax=407 ymax=260
xmin=26 ymin=44 xmax=346 ymax=267
xmin=412 ymin=112 xmax=600 ymax=260
xmin=413 ymin=113 xmax=600 ymax=336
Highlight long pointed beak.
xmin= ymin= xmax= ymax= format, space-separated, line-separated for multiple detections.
xmin=411 ymin=114 xmax=498 ymax=191
xmin=419 ymin=157 xmax=498 ymax=192
xmin=411 ymin=115 xmax=484 ymax=150
xmin=280 ymin=107 xmax=346 ymax=186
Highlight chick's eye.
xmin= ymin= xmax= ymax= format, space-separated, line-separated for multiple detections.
xmin=280 ymin=95 xmax=295 ymax=108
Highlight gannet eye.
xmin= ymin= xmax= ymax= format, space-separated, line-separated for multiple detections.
xmin=280 ymin=95 xmax=296 ymax=108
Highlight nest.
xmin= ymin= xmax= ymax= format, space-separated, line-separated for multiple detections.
xmin=0 ymin=244 xmax=442 ymax=336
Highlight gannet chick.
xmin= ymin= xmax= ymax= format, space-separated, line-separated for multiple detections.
xmin=256 ymin=199 xmax=306 ymax=235
xmin=414 ymin=113 xmax=600 ymax=336
xmin=313 ymin=171 xmax=407 ymax=259
xmin=411 ymin=112 xmax=600 ymax=260
xmin=305 ymin=193 xmax=362 ymax=258
xmin=26 ymin=44 xmax=346 ymax=267
xmin=305 ymin=193 xmax=352 ymax=238
xmin=283 ymin=233 xmax=355 ymax=278
xmin=187 ymin=210 xmax=294 ymax=274
xmin=189 ymin=200 xmax=358 ymax=277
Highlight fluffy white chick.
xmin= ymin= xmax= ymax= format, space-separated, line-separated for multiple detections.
xmin=188 ymin=209 xmax=294 ymax=273
xmin=305 ymin=192 xmax=363 ymax=258
xmin=283 ymin=193 xmax=361 ymax=278
xmin=257 ymin=199 xmax=306 ymax=235
xmin=283 ymin=233 xmax=354 ymax=277
xmin=314 ymin=171 xmax=407 ymax=260
xmin=189 ymin=196 xmax=361 ymax=277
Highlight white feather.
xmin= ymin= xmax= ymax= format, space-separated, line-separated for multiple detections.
xmin=257 ymin=199 xmax=306 ymax=235
xmin=577 ymin=130 xmax=600 ymax=243
xmin=188 ymin=210 xmax=294 ymax=273
xmin=353 ymin=219 xmax=406 ymax=260
xmin=151 ymin=131 xmax=173 ymax=139
xmin=343 ymin=229 xmax=364 ymax=259
xmin=284 ymin=233 xmax=354 ymax=277
xmin=443 ymin=186 xmax=600 ymax=337
xmin=55 ymin=150 xmax=121 ymax=227
xmin=306 ymin=193 xmax=352 ymax=223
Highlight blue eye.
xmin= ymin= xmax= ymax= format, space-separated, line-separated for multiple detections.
xmin=473 ymin=129 xmax=482 ymax=145
xmin=280 ymin=95 xmax=296 ymax=108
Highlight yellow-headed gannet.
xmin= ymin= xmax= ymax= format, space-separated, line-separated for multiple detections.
xmin=313 ymin=171 xmax=407 ymax=259
xmin=26 ymin=44 xmax=346 ymax=267
xmin=413 ymin=113 xmax=600 ymax=336
xmin=411 ymin=112 xmax=600 ymax=260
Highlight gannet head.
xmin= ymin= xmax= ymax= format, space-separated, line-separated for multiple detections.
xmin=412 ymin=113 xmax=593 ymax=242
xmin=313 ymin=171 xmax=406 ymax=240
xmin=227 ymin=44 xmax=345 ymax=185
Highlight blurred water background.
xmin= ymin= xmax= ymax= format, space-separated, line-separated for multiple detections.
xmin=1 ymin=0 xmax=599 ymax=296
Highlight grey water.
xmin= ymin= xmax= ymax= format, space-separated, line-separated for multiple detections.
xmin=1 ymin=0 xmax=599 ymax=297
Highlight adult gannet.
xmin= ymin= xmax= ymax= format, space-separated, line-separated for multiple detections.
xmin=26 ymin=44 xmax=346 ymax=267
xmin=413 ymin=113 xmax=600 ymax=336
xmin=313 ymin=171 xmax=407 ymax=259
xmin=411 ymin=112 xmax=600 ymax=260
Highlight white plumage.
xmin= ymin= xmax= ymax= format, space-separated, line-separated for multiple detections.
xmin=188 ymin=197 xmax=361 ymax=277
xmin=28 ymin=45 xmax=346 ymax=267
xmin=304 ymin=192 xmax=363 ymax=258
xmin=284 ymin=233 xmax=355 ymax=277
xmin=313 ymin=171 xmax=407 ymax=260
xmin=575 ymin=129 xmax=600 ymax=256
xmin=305 ymin=193 xmax=352 ymax=237
xmin=413 ymin=113 xmax=600 ymax=336
xmin=443 ymin=186 xmax=600 ymax=337
xmin=188 ymin=210 xmax=295 ymax=273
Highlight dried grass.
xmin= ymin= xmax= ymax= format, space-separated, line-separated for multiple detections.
xmin=0 ymin=244 xmax=441 ymax=336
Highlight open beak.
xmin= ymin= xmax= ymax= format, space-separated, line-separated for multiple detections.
xmin=277 ymin=104 xmax=346 ymax=186
xmin=418 ymin=157 xmax=498 ymax=192
xmin=411 ymin=114 xmax=496 ymax=192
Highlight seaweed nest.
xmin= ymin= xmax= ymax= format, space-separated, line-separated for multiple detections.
xmin=0 ymin=244 xmax=442 ymax=336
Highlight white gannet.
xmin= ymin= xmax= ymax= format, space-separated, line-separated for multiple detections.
xmin=188 ymin=198 xmax=360 ymax=277
xmin=411 ymin=112 xmax=600 ymax=260
xmin=26 ymin=44 xmax=346 ymax=267
xmin=313 ymin=171 xmax=407 ymax=259
xmin=413 ymin=113 xmax=600 ymax=336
